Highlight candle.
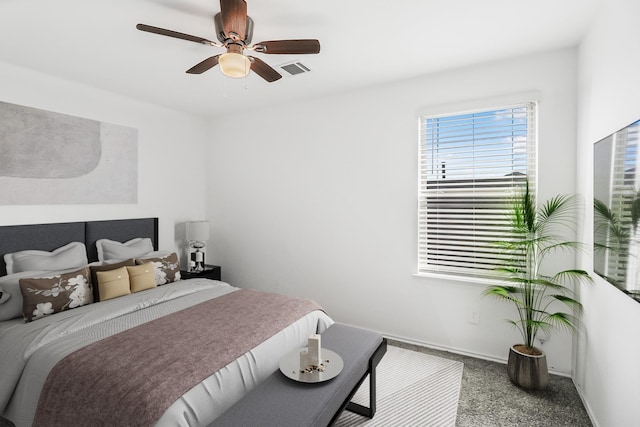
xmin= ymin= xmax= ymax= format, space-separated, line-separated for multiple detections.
xmin=300 ymin=349 xmax=310 ymax=369
xmin=195 ymin=251 xmax=203 ymax=262
xmin=308 ymin=334 xmax=321 ymax=366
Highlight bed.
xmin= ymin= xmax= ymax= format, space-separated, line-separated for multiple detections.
xmin=0 ymin=218 xmax=334 ymax=427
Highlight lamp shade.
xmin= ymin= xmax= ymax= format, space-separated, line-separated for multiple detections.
xmin=218 ymin=52 xmax=251 ymax=78
xmin=186 ymin=221 xmax=210 ymax=242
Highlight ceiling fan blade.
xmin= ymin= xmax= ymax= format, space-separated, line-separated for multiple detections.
xmin=220 ymin=0 xmax=247 ymax=40
xmin=186 ymin=55 xmax=221 ymax=74
xmin=254 ymin=39 xmax=321 ymax=55
xmin=136 ymin=23 xmax=215 ymax=45
xmin=248 ymin=56 xmax=282 ymax=82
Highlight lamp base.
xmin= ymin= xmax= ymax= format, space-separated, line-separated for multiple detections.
xmin=189 ymin=242 xmax=206 ymax=272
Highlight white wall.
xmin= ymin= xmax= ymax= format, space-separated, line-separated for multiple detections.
xmin=575 ymin=0 xmax=640 ymax=425
xmin=0 ymin=61 xmax=209 ymax=254
xmin=207 ymin=48 xmax=579 ymax=373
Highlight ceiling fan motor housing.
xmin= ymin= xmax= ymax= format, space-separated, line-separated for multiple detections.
xmin=214 ymin=13 xmax=254 ymax=45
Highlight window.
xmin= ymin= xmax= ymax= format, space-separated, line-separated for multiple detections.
xmin=417 ymin=102 xmax=537 ymax=279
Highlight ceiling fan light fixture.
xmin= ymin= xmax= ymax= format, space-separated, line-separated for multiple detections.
xmin=218 ymin=52 xmax=251 ymax=78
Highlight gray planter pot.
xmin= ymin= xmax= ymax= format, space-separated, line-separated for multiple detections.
xmin=507 ymin=344 xmax=549 ymax=390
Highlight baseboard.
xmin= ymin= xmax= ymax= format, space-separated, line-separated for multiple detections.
xmin=332 ymin=322 xmax=573 ymax=377
xmin=573 ymin=382 xmax=600 ymax=427
xmin=379 ymin=331 xmax=572 ymax=378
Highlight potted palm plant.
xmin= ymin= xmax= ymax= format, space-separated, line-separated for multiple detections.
xmin=484 ymin=180 xmax=592 ymax=390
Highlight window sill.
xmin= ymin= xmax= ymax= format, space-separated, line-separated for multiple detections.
xmin=412 ymin=272 xmax=503 ymax=286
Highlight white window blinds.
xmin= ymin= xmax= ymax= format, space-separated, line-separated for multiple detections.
xmin=418 ymin=103 xmax=537 ymax=278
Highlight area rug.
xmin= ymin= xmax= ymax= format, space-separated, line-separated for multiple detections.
xmin=335 ymin=345 xmax=464 ymax=427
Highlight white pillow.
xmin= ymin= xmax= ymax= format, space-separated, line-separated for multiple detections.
xmin=96 ymin=238 xmax=154 ymax=262
xmin=138 ymin=250 xmax=171 ymax=259
xmin=4 ymin=242 xmax=88 ymax=275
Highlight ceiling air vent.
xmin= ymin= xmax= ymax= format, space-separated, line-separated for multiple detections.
xmin=278 ymin=61 xmax=311 ymax=76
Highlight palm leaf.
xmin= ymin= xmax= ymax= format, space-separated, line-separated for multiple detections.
xmin=543 ymin=312 xmax=578 ymax=332
xmin=549 ymin=294 xmax=583 ymax=310
xmin=485 ymin=178 xmax=592 ymax=348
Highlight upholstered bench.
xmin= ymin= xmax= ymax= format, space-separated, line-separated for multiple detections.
xmin=211 ymin=323 xmax=387 ymax=427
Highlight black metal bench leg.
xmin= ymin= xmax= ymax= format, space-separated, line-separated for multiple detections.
xmin=345 ymin=338 xmax=386 ymax=419
xmin=345 ymin=367 xmax=376 ymax=418
xmin=328 ymin=338 xmax=387 ymax=426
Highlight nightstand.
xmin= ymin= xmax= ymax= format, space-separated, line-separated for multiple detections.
xmin=181 ymin=265 xmax=221 ymax=281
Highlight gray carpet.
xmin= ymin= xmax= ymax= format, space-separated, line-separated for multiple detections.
xmin=335 ymin=345 xmax=464 ymax=426
xmin=391 ymin=340 xmax=593 ymax=427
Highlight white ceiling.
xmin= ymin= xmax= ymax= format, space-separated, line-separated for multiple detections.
xmin=0 ymin=0 xmax=602 ymax=119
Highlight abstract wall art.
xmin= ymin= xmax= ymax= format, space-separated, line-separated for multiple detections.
xmin=0 ymin=101 xmax=137 ymax=205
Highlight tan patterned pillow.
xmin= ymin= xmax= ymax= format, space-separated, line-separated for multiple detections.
xmin=126 ymin=263 xmax=157 ymax=293
xmin=136 ymin=252 xmax=181 ymax=285
xmin=89 ymin=259 xmax=135 ymax=301
xmin=19 ymin=267 xmax=93 ymax=323
xmin=96 ymin=267 xmax=131 ymax=301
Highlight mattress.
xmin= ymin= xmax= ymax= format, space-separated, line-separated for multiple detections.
xmin=0 ymin=278 xmax=333 ymax=426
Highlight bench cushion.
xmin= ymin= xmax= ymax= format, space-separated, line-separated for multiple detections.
xmin=211 ymin=323 xmax=384 ymax=427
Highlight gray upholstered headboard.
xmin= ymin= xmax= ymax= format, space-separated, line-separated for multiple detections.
xmin=0 ymin=218 xmax=159 ymax=276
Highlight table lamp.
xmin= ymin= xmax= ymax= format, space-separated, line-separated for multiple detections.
xmin=186 ymin=220 xmax=210 ymax=272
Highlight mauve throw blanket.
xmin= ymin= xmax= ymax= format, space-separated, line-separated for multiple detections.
xmin=32 ymin=289 xmax=323 ymax=427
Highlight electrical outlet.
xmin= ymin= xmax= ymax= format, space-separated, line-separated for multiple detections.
xmin=469 ymin=311 xmax=481 ymax=325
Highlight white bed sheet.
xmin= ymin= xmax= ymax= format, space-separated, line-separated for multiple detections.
xmin=0 ymin=279 xmax=333 ymax=426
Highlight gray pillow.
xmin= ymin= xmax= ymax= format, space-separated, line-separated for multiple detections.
xmin=4 ymin=242 xmax=88 ymax=275
xmin=96 ymin=238 xmax=154 ymax=262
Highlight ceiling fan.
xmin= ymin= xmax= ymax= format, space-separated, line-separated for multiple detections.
xmin=136 ymin=0 xmax=320 ymax=82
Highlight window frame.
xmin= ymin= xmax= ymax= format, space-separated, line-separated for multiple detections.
xmin=416 ymin=101 xmax=538 ymax=281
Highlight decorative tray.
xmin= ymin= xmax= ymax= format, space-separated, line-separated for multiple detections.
xmin=279 ymin=347 xmax=343 ymax=383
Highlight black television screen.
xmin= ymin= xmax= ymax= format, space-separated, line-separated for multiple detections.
xmin=593 ymin=119 xmax=640 ymax=302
